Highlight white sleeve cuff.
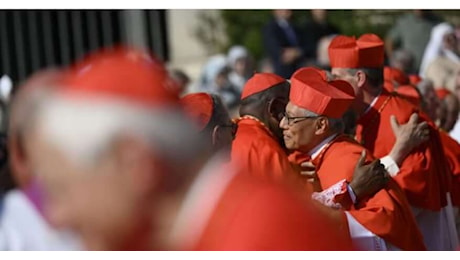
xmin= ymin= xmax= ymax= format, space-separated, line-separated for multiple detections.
xmin=347 ymin=184 xmax=358 ymax=205
xmin=380 ymin=155 xmax=400 ymax=177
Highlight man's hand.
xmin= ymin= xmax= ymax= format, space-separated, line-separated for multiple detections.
xmin=349 ymin=150 xmax=390 ymax=202
xmin=389 ymin=113 xmax=429 ymax=165
xmin=281 ymin=47 xmax=301 ymax=64
xmin=300 ymin=161 xmax=322 ymax=192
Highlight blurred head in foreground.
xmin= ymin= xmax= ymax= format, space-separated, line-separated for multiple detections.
xmin=26 ymin=46 xmax=206 ymax=250
xmin=24 ymin=47 xmax=355 ymax=251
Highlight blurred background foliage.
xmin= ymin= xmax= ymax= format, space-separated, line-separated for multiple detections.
xmin=195 ymin=10 xmax=460 ymax=61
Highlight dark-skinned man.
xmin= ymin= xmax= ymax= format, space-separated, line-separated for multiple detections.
xmin=177 ymin=92 xmax=353 ymax=250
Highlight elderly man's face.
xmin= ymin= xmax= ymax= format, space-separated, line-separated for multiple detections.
xmin=26 ymin=127 xmax=153 ymax=250
xmin=279 ymin=102 xmax=319 ymax=153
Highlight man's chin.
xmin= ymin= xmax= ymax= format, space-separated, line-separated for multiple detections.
xmin=282 ymin=140 xmax=295 ymax=151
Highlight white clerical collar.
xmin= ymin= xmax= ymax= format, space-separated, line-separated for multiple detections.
xmin=363 ymin=92 xmax=381 ymax=116
xmin=309 ymin=133 xmax=338 ymax=160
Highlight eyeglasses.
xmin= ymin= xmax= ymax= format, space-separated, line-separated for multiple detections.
xmin=283 ymin=112 xmax=318 ymax=126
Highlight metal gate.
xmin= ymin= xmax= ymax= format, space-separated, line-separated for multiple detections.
xmin=0 ymin=10 xmax=168 ymax=84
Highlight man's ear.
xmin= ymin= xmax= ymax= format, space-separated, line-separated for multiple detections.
xmin=356 ymin=70 xmax=367 ymax=88
xmin=267 ymin=97 xmax=286 ymax=121
xmin=314 ymin=117 xmax=329 ymax=135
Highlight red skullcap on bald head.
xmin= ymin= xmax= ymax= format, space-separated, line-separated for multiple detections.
xmin=62 ymin=46 xmax=179 ymax=107
xmin=241 ymin=73 xmax=286 ymax=99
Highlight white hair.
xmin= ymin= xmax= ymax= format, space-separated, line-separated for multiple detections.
xmin=35 ymin=94 xmax=203 ymax=169
xmin=301 ymin=108 xmax=344 ymax=133
xmin=302 ymin=109 xmax=319 ymax=118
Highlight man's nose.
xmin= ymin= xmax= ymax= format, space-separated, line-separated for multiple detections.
xmin=279 ymin=116 xmax=288 ymax=129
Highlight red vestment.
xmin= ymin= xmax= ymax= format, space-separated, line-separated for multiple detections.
xmin=231 ymin=117 xmax=308 ymax=190
xmin=355 ymin=88 xmax=449 ymax=211
xmin=311 ymin=135 xmax=426 ymax=250
xmin=193 ymin=169 xmax=353 ymax=250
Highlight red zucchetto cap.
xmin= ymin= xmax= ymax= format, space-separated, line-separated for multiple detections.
xmin=180 ymin=93 xmax=214 ymax=131
xmin=289 ymin=67 xmax=355 ymax=119
xmin=329 ymin=34 xmax=384 ymax=68
xmin=436 ymin=88 xmax=452 ymax=100
xmin=241 ymin=73 xmax=286 ymax=99
xmin=61 ymin=46 xmax=179 ymax=108
xmin=384 ymin=67 xmax=409 ymax=86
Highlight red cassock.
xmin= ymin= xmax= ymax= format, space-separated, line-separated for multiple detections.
xmin=355 ymin=88 xmax=450 ymax=211
xmin=309 ymin=135 xmax=425 ymax=251
xmin=192 ymin=170 xmax=353 ymax=250
xmin=394 ymin=85 xmax=422 ymax=108
xmin=439 ymin=130 xmax=460 ymax=206
xmin=231 ymin=117 xmax=309 ymax=189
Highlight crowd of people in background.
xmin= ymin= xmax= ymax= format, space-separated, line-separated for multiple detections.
xmin=182 ymin=10 xmax=460 ymax=139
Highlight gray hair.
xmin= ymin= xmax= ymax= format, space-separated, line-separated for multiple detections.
xmin=302 ymin=109 xmax=344 ymax=133
xmin=36 ymin=94 xmax=204 ymax=170
xmin=347 ymin=67 xmax=384 ymax=87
